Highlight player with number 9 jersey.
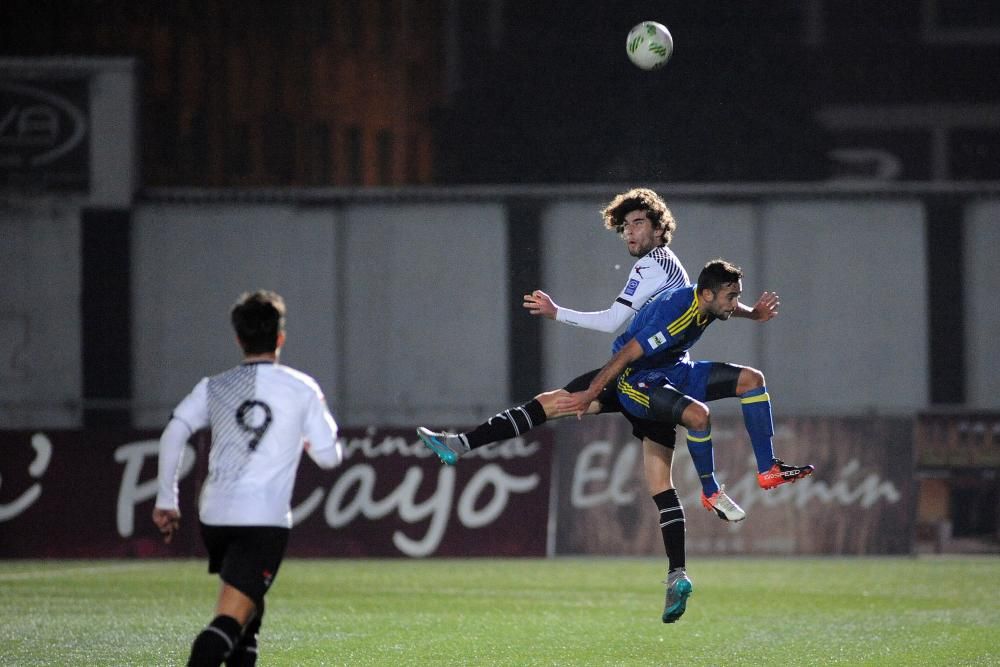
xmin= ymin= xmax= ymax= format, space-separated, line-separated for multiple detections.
xmin=157 ymin=361 xmax=341 ymax=528
xmin=152 ymin=290 xmax=342 ymax=666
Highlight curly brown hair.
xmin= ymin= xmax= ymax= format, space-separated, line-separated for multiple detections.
xmin=600 ymin=187 xmax=676 ymax=245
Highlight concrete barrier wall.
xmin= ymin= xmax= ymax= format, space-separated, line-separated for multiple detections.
xmin=132 ymin=203 xmax=340 ymax=427
xmin=337 ymin=202 xmax=509 ymax=427
xmin=0 ymin=198 xmax=83 ymax=427
xmin=965 ymin=200 xmax=1000 ymax=409
xmin=0 ymin=191 xmax=996 ymax=429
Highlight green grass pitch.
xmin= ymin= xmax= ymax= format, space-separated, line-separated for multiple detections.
xmin=1 ymin=556 xmax=997 ymax=666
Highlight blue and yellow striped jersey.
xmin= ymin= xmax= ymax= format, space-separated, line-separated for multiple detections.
xmin=611 ymin=285 xmax=713 ymax=372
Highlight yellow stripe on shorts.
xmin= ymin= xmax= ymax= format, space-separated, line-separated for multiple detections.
xmin=617 ymin=374 xmax=650 ymax=408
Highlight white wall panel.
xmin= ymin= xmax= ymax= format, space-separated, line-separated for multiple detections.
xmin=964 ymin=200 xmax=1000 ymax=408
xmin=9 ymin=193 xmax=962 ymax=429
xmin=132 ymin=204 xmax=338 ymax=427
xmin=0 ymin=199 xmax=83 ymax=427
xmin=340 ymin=203 xmax=508 ymax=426
xmin=761 ymin=200 xmax=928 ymax=414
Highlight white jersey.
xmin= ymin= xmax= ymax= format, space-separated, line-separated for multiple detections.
xmin=155 ymin=361 xmax=342 ymax=528
xmin=555 ymin=245 xmax=690 ymax=333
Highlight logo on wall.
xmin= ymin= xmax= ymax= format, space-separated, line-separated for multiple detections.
xmin=0 ymin=78 xmax=90 ymax=191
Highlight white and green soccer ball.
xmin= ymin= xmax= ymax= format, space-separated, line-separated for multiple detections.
xmin=626 ymin=21 xmax=673 ymax=70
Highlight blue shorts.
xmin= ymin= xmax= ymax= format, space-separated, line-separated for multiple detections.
xmin=563 ymin=368 xmax=677 ymax=448
xmin=617 ymin=360 xmax=742 ymax=420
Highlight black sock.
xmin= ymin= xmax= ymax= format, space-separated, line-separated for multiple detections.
xmin=188 ymin=615 xmax=242 ymax=667
xmin=653 ymin=489 xmax=686 ymax=571
xmin=225 ymin=600 xmax=263 ymax=667
xmin=465 ymin=399 xmax=547 ymax=449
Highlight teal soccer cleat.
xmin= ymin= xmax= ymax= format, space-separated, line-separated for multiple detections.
xmin=416 ymin=427 xmax=470 ymax=465
xmin=662 ymin=568 xmax=693 ymax=623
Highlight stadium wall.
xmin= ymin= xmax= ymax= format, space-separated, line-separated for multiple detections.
xmin=130 ymin=191 xmax=1000 ymax=422
xmin=2 ymin=189 xmax=999 ymax=429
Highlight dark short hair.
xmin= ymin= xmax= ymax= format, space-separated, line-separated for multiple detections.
xmin=231 ymin=290 xmax=286 ymax=354
xmin=697 ymin=259 xmax=743 ymax=293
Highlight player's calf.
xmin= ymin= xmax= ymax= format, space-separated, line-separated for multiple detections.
xmin=225 ymin=604 xmax=262 ymax=667
xmin=188 ymin=615 xmax=242 ymax=667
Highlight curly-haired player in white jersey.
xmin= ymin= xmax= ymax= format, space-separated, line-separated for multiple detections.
xmin=419 ymin=188 xmax=775 ymax=623
xmin=153 ymin=291 xmax=342 ymax=666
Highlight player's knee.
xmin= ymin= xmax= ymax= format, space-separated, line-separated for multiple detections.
xmin=738 ymin=367 xmax=765 ymax=394
xmin=681 ymin=401 xmax=711 ymax=432
xmin=534 ymin=390 xmax=565 ymax=417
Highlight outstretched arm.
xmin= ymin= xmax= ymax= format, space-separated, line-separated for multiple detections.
xmin=523 ymin=290 xmax=635 ymax=333
xmin=558 ymin=339 xmax=645 ymax=417
xmin=523 ymin=255 xmax=689 ymax=333
xmin=732 ymin=291 xmax=779 ymax=322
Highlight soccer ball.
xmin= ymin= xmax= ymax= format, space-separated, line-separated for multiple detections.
xmin=626 ymin=21 xmax=673 ymax=71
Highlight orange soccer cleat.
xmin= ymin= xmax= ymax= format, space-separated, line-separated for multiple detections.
xmin=757 ymin=458 xmax=815 ymax=490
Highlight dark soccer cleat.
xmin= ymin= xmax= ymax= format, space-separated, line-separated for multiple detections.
xmin=700 ymin=486 xmax=746 ymax=522
xmin=416 ymin=427 xmax=470 ymax=465
xmin=757 ymin=458 xmax=815 ymax=490
xmin=662 ymin=568 xmax=693 ymax=623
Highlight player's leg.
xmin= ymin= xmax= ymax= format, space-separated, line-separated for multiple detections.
xmin=637 ymin=428 xmax=694 ymax=624
xmin=188 ymin=609 xmax=245 ymax=667
xmin=705 ymin=363 xmax=815 ymax=488
xmin=190 ymin=526 xmax=288 ymax=667
xmin=642 ymin=381 xmax=719 ymax=497
xmin=639 ymin=429 xmax=684 ymax=573
xmin=417 ymin=369 xmax=608 ymax=465
xmin=225 ymin=598 xmax=263 ymax=667
xmin=620 ymin=370 xmax=745 ymax=522
xmin=189 ymin=585 xmax=257 ymax=667
xmin=189 ymin=526 xmax=250 ymax=667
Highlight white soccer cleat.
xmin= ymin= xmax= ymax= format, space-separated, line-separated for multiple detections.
xmin=700 ymin=485 xmax=746 ymax=522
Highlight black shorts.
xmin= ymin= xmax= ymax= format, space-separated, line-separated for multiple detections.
xmin=563 ymin=368 xmax=677 ymax=449
xmin=200 ymin=523 xmax=290 ymax=605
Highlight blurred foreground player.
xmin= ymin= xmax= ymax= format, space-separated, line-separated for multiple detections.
xmin=153 ymin=291 xmax=342 ymax=666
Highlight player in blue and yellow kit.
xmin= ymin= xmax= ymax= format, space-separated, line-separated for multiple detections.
xmin=561 ymin=258 xmax=815 ymax=519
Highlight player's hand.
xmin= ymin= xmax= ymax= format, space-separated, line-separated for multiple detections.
xmin=523 ymin=290 xmax=557 ymax=319
xmin=556 ymin=390 xmax=596 ymax=419
xmin=152 ymin=508 xmax=181 ymax=544
xmin=750 ymin=291 xmax=779 ymax=322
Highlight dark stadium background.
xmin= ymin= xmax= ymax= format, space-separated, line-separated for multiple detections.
xmin=1 ymin=0 xmax=997 ymax=557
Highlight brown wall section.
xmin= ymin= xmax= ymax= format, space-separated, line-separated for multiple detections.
xmin=551 ymin=415 xmax=917 ymax=556
xmin=0 ymin=428 xmax=552 ymax=559
xmin=1 ymin=1 xmax=443 ymax=187
xmin=0 ymin=416 xmax=925 ymax=558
